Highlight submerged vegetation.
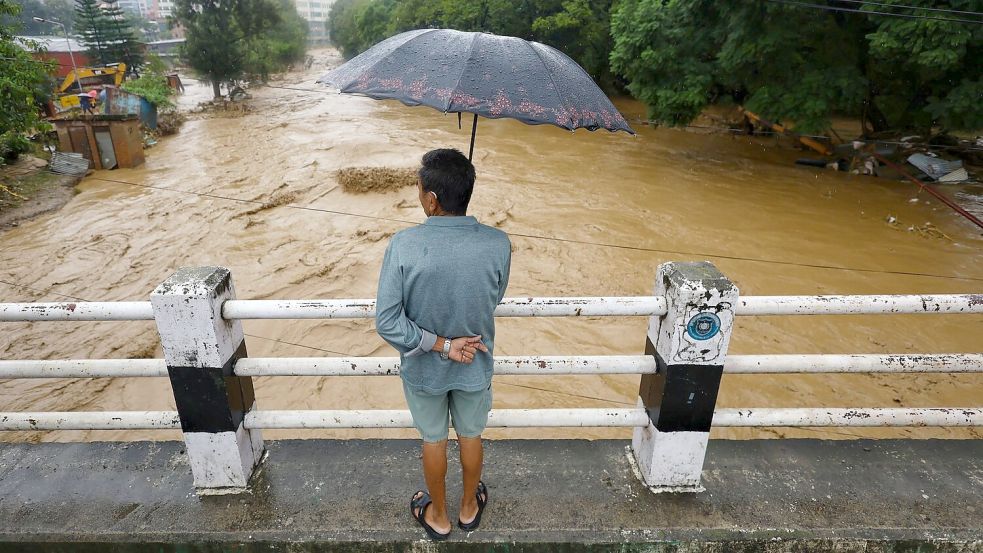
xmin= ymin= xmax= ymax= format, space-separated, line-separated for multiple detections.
xmin=328 ymin=0 xmax=983 ymax=136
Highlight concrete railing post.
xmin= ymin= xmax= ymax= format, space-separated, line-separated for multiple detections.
xmin=631 ymin=261 xmax=738 ymax=492
xmin=151 ymin=266 xmax=263 ymax=494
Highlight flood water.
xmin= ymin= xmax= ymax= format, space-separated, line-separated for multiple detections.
xmin=1 ymin=48 xmax=981 ymax=442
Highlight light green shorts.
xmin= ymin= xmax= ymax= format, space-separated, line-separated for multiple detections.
xmin=402 ymin=380 xmax=492 ymax=443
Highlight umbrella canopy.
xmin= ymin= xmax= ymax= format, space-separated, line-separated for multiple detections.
xmin=317 ymin=29 xmax=633 ymax=158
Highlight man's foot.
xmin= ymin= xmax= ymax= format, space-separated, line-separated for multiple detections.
xmin=458 ymin=481 xmax=488 ymax=531
xmin=410 ymin=490 xmax=451 ymax=540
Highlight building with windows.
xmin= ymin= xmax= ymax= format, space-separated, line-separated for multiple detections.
xmin=114 ymin=0 xmax=143 ymax=16
xmin=294 ymin=0 xmax=332 ymax=45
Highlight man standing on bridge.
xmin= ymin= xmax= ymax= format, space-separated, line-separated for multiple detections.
xmin=375 ymin=148 xmax=511 ymax=540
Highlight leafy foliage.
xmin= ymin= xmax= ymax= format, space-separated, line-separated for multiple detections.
xmin=122 ymin=55 xmax=174 ymax=108
xmin=0 ymin=0 xmax=54 ymax=164
xmin=325 ymin=0 xmax=980 ymax=134
xmin=327 ymin=0 xmax=617 ymax=89
xmin=610 ymin=0 xmax=983 ymax=134
xmin=242 ymin=0 xmax=309 ymax=81
xmin=173 ymin=0 xmax=307 ymax=97
xmin=1 ymin=0 xmax=75 ymax=35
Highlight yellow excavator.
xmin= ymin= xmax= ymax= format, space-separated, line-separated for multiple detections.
xmin=52 ymin=63 xmax=127 ymax=113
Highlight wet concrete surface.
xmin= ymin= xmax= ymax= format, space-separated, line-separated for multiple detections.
xmin=0 ymin=438 xmax=980 ymax=550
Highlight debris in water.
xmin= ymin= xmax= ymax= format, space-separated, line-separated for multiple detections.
xmin=156 ymin=111 xmax=186 ymax=135
xmin=336 ymin=167 xmax=417 ymax=193
xmin=907 ymin=153 xmax=969 ymax=183
xmin=908 ymin=222 xmax=952 ymax=241
xmin=239 ymin=190 xmax=297 ymax=216
xmin=189 ymin=100 xmax=254 ymax=119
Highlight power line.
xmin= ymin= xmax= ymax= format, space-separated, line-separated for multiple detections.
xmin=242 ymin=333 xmax=351 ymax=356
xmin=496 ymin=381 xmax=635 ymax=406
xmin=834 ymin=0 xmax=983 ymax=17
xmin=0 ymin=279 xmax=88 ymax=302
xmin=77 ymin=172 xmax=983 ymax=283
xmin=764 ymin=0 xmax=983 ymax=24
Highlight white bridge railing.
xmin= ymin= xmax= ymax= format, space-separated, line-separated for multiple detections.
xmin=1 ymin=262 xmax=981 ymax=493
xmin=3 ymin=293 xmax=980 ymax=321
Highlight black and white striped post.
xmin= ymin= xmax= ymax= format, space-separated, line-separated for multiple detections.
xmin=631 ymin=261 xmax=738 ymax=492
xmin=151 ymin=267 xmax=264 ymax=494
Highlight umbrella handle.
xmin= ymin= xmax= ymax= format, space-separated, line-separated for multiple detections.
xmin=468 ymin=113 xmax=478 ymax=162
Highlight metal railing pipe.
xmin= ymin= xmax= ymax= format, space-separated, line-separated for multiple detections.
xmin=234 ymin=355 xmax=659 ymax=377
xmin=0 ymin=301 xmax=155 ymax=322
xmin=0 ymin=359 xmax=168 ymax=378
xmin=243 ymin=408 xmax=650 ymax=429
xmin=0 ymin=411 xmax=180 ymax=430
xmin=3 ymin=295 xmax=980 ymax=322
xmin=723 ymin=353 xmax=983 ymax=373
xmin=5 ymin=353 xmax=978 ymax=379
xmin=712 ymin=408 xmax=983 ymax=427
xmin=221 ymin=296 xmax=669 ymax=320
xmin=736 ymin=294 xmax=983 ymax=315
xmin=3 ymin=408 xmax=981 ymax=431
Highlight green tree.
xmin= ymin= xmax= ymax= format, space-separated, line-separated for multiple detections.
xmin=862 ymin=0 xmax=983 ymax=133
xmin=175 ymin=0 xmax=304 ymax=98
xmin=100 ymin=1 xmax=144 ymax=70
xmin=327 ymin=0 xmax=615 ymax=94
xmin=2 ymin=0 xmax=75 ymax=35
xmin=0 ymin=0 xmax=54 ymax=164
xmin=531 ymin=0 xmax=614 ymax=88
xmin=387 ymin=0 xmax=442 ymax=33
xmin=610 ymin=0 xmax=983 ymax=135
xmin=327 ymin=0 xmax=395 ymax=59
xmin=74 ymin=0 xmax=110 ymax=62
xmin=174 ymin=0 xmax=246 ymax=98
xmin=122 ymin=55 xmax=175 ymax=107
xmin=242 ymin=0 xmax=308 ymax=81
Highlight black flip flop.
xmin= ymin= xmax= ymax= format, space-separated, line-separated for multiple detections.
xmin=410 ymin=490 xmax=450 ymax=541
xmin=457 ymin=480 xmax=488 ymax=531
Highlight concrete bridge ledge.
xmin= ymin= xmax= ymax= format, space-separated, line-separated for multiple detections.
xmin=0 ymin=438 xmax=980 ymax=551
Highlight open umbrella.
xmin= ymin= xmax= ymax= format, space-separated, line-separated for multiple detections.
xmin=317 ymin=28 xmax=633 ymax=160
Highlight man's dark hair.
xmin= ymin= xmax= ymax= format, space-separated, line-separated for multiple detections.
xmin=418 ymin=148 xmax=475 ymax=215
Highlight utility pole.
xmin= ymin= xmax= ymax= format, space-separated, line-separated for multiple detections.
xmin=33 ymin=17 xmax=80 ymax=92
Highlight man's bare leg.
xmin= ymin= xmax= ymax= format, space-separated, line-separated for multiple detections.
xmin=414 ymin=439 xmax=451 ymax=534
xmin=458 ymin=436 xmax=484 ymax=524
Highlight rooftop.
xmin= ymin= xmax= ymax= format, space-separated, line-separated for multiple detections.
xmin=15 ymin=36 xmax=85 ymax=53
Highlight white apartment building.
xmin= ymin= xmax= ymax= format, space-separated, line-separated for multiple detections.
xmin=294 ymin=0 xmax=332 ymax=44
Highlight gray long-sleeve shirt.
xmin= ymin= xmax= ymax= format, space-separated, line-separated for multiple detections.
xmin=375 ymin=215 xmax=511 ymax=394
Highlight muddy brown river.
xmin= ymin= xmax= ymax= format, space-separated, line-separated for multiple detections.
xmin=2 ymin=49 xmax=981 ymax=442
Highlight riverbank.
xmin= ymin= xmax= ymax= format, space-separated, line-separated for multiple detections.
xmin=0 ymin=155 xmax=81 ymax=233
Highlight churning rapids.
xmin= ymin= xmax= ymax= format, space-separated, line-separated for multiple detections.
xmin=2 ymin=48 xmax=981 ymax=442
